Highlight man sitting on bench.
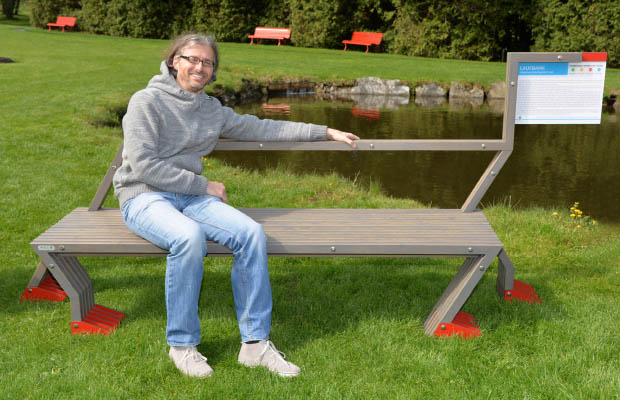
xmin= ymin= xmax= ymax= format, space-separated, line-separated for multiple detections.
xmin=113 ymin=32 xmax=359 ymax=379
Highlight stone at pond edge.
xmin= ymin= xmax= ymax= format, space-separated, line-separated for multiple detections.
xmin=487 ymin=82 xmax=506 ymax=99
xmin=449 ymin=82 xmax=485 ymax=100
xmin=349 ymin=77 xmax=410 ymax=97
xmin=414 ymin=82 xmax=447 ymax=98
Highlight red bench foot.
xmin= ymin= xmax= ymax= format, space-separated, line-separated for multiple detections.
xmin=21 ymin=275 xmax=67 ymax=302
xmin=72 ymin=305 xmax=126 ymax=335
xmin=504 ymin=280 xmax=541 ymax=304
xmin=434 ymin=311 xmax=482 ymax=338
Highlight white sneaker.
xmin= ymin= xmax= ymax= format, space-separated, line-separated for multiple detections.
xmin=169 ymin=346 xmax=214 ymax=378
xmin=238 ymin=340 xmax=301 ymax=377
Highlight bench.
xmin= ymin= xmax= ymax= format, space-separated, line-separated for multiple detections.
xmin=248 ymin=27 xmax=291 ymax=46
xmin=23 ymin=52 xmax=576 ymax=338
xmin=342 ymin=32 xmax=383 ymax=53
xmin=47 ymin=16 xmax=76 ymax=32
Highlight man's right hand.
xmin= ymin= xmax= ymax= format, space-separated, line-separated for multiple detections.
xmin=206 ymin=181 xmax=228 ymax=203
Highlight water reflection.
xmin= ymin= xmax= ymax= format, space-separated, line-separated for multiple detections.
xmin=415 ymin=96 xmax=447 ymax=107
xmin=215 ymin=96 xmax=619 ymax=223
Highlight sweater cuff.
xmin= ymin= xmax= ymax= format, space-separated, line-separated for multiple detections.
xmin=189 ymin=175 xmax=209 ymax=196
xmin=310 ymin=124 xmax=328 ymax=141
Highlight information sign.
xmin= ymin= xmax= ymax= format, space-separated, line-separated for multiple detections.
xmin=515 ymin=52 xmax=607 ymax=124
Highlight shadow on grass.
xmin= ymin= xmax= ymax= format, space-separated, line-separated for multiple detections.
xmin=0 ymin=12 xmax=30 ymax=28
xmin=13 ymin=255 xmax=554 ymax=359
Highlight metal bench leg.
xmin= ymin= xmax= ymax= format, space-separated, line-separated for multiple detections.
xmin=496 ymin=248 xmax=514 ymax=296
xmin=497 ymin=249 xmax=541 ymax=304
xmin=21 ymin=261 xmax=67 ymax=302
xmin=424 ymin=251 xmax=499 ymax=337
xmin=29 ymin=251 xmax=125 ymax=334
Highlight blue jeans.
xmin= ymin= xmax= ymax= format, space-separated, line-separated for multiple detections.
xmin=121 ymin=192 xmax=272 ymax=346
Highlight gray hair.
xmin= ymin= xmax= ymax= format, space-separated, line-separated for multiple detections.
xmin=165 ymin=32 xmax=219 ymax=82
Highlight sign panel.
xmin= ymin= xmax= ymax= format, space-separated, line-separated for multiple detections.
xmin=515 ymin=52 xmax=607 ymax=124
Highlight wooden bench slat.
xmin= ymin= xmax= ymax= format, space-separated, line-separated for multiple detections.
xmin=31 ymin=208 xmax=502 ymax=257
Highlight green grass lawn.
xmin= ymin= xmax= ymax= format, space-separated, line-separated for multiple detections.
xmin=2 ymin=22 xmax=620 ymax=399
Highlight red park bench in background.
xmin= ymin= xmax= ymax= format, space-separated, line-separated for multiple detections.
xmin=342 ymin=32 xmax=383 ymax=53
xmin=47 ymin=16 xmax=76 ymax=32
xmin=248 ymin=27 xmax=291 ymax=46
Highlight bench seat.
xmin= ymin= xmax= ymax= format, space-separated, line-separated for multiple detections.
xmin=29 ymin=207 xmax=515 ymax=336
xmin=32 ymin=207 xmax=502 ymax=257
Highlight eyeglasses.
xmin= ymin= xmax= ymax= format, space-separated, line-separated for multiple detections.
xmin=178 ymin=55 xmax=216 ymax=68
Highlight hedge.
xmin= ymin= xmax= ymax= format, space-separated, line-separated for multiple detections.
xmin=531 ymin=0 xmax=619 ymax=67
xmin=27 ymin=0 xmax=619 ymax=67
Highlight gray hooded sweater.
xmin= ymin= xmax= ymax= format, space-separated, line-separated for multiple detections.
xmin=113 ymin=61 xmax=327 ymax=207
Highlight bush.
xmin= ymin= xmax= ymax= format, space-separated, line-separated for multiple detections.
xmin=390 ymin=0 xmax=532 ymax=61
xmin=27 ymin=0 xmax=618 ymax=67
xmin=80 ymin=0 xmax=191 ymax=39
xmin=257 ymin=0 xmax=291 ymax=29
xmin=532 ymin=0 xmax=620 ymax=67
xmin=189 ymin=0 xmax=264 ymax=42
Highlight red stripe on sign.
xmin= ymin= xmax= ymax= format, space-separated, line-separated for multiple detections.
xmin=582 ymin=52 xmax=607 ymax=61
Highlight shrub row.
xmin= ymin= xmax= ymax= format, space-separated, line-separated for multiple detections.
xmin=28 ymin=0 xmax=619 ymax=67
xmin=531 ymin=0 xmax=619 ymax=67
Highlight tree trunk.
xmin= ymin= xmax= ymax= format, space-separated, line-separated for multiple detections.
xmin=2 ymin=0 xmax=15 ymax=19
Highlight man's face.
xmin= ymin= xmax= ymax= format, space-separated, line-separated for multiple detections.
xmin=172 ymin=44 xmax=215 ymax=94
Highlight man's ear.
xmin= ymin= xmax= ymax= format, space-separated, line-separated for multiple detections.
xmin=171 ymin=56 xmax=180 ymax=71
xmin=210 ymin=72 xmax=217 ymax=83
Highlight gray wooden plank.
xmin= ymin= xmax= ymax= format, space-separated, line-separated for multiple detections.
xmin=32 ymin=207 xmax=502 ymax=257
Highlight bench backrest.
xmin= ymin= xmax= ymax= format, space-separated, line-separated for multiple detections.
xmin=89 ymin=52 xmax=587 ymax=214
xmin=55 ymin=16 xmax=76 ymax=26
xmin=253 ymin=27 xmax=291 ymax=39
xmin=350 ymin=32 xmax=383 ymax=44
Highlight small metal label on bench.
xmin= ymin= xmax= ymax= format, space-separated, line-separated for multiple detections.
xmin=38 ymin=245 xmax=55 ymax=251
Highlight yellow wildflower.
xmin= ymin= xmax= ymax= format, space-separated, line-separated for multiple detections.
xmin=577 ymin=224 xmax=582 ymax=228
xmin=552 ymin=211 xmax=558 ymax=216
xmin=570 ymin=214 xmax=576 ymax=218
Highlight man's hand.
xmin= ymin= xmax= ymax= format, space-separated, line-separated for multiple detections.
xmin=326 ymin=128 xmax=360 ymax=148
xmin=206 ymin=181 xmax=228 ymax=203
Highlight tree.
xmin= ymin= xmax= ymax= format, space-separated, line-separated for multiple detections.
xmin=2 ymin=0 xmax=15 ymax=19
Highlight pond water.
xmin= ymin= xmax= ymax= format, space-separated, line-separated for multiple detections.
xmin=215 ymin=96 xmax=620 ymax=223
